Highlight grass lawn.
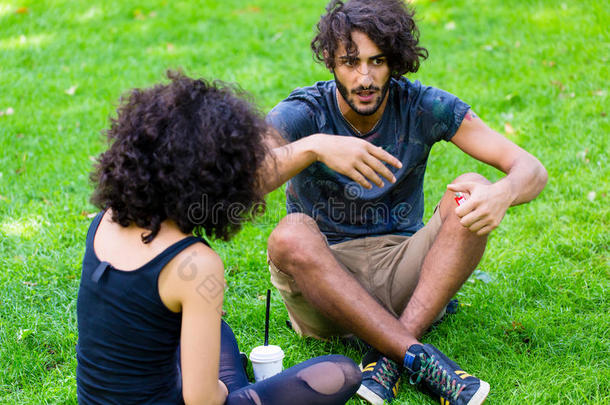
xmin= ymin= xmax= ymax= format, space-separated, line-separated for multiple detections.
xmin=0 ymin=0 xmax=608 ymax=403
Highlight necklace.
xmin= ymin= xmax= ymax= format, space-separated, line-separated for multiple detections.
xmin=342 ymin=114 xmax=363 ymax=136
xmin=340 ymin=111 xmax=382 ymax=136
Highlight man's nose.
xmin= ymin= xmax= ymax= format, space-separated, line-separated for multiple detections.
xmin=358 ymin=71 xmax=373 ymax=88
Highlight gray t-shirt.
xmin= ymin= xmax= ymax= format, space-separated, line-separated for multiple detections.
xmin=267 ymin=77 xmax=470 ymax=244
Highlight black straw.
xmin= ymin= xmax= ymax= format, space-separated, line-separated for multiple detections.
xmin=264 ymin=289 xmax=271 ymax=346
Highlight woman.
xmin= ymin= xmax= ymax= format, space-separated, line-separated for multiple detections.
xmin=76 ymin=71 xmax=361 ymax=404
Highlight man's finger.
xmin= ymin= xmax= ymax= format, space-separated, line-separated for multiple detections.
xmin=459 ymin=209 xmax=483 ymax=228
xmin=348 ymin=169 xmax=372 ymax=189
xmin=467 ymin=219 xmax=487 ymax=233
xmin=454 ymin=197 xmax=476 ymax=217
xmin=368 ymin=145 xmax=402 ymax=169
xmin=447 ymin=182 xmax=476 ymax=192
xmin=476 ymin=225 xmax=493 ymax=236
xmin=363 ymin=154 xmax=396 ymax=184
xmin=356 ymin=162 xmax=384 ymax=187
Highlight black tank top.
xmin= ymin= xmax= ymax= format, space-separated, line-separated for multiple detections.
xmin=76 ymin=212 xmax=208 ymax=404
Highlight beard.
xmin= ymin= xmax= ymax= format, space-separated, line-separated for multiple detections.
xmin=334 ymin=73 xmax=390 ymax=116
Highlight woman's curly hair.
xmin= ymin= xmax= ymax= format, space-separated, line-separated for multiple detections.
xmin=90 ymin=70 xmax=269 ymax=243
xmin=311 ymin=0 xmax=428 ymax=78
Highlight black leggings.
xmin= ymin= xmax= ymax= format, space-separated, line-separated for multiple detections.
xmin=219 ymin=321 xmax=361 ymax=405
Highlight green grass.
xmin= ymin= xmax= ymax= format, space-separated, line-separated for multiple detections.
xmin=1 ymin=0 xmax=608 ymax=403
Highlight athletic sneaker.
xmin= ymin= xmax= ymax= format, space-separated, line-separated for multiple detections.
xmin=406 ymin=344 xmax=489 ymax=405
xmin=433 ymin=298 xmax=460 ymax=324
xmin=356 ymin=350 xmax=401 ymax=404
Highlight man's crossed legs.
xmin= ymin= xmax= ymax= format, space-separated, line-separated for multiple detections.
xmin=267 ymin=174 xmax=492 ymax=404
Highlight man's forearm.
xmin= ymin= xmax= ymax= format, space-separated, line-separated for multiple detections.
xmin=448 ymin=153 xmax=548 ymax=235
xmin=496 ymin=152 xmax=548 ymax=207
xmin=259 ymin=134 xmax=320 ymax=195
xmin=257 ymin=131 xmax=403 ymax=195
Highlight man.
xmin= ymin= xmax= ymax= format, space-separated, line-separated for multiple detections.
xmin=263 ymin=1 xmax=547 ymax=404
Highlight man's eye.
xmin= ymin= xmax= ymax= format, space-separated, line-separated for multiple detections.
xmin=344 ymin=59 xmax=356 ymax=67
xmin=373 ymin=58 xmax=386 ymax=66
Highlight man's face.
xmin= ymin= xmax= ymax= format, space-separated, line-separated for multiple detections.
xmin=332 ymin=31 xmax=391 ymax=116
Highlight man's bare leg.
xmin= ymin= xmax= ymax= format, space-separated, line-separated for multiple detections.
xmin=400 ymin=173 xmax=490 ymax=339
xmin=267 ymin=213 xmax=416 ymax=364
xmin=268 ymin=173 xmax=491 ymax=363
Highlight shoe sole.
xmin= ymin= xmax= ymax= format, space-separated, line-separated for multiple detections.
xmin=466 ymin=380 xmax=490 ymax=405
xmin=356 ymin=383 xmax=386 ymax=405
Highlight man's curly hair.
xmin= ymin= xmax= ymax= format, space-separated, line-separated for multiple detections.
xmin=90 ymin=70 xmax=269 ymax=243
xmin=311 ymin=0 xmax=428 ymax=78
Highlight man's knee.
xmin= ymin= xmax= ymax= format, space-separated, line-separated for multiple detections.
xmin=452 ymin=172 xmax=491 ymax=185
xmin=439 ymin=172 xmax=491 ymax=229
xmin=268 ymin=213 xmax=318 ymax=251
xmin=268 ymin=213 xmax=325 ymax=270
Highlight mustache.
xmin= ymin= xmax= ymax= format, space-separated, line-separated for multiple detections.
xmin=351 ymin=85 xmax=380 ymax=93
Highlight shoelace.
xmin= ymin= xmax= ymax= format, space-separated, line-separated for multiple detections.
xmin=409 ymin=354 xmax=465 ymax=400
xmin=371 ymin=358 xmax=399 ymax=390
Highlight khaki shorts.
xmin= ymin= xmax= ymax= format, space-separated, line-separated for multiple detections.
xmin=268 ymin=208 xmax=443 ymax=339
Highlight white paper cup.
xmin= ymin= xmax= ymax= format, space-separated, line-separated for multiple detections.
xmin=249 ymin=345 xmax=284 ymax=382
